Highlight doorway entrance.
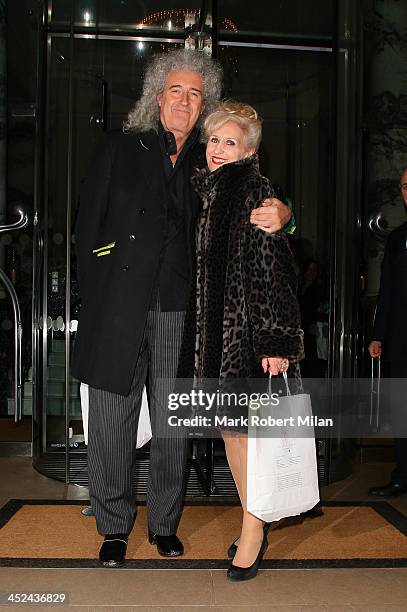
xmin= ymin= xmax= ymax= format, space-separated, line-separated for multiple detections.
xmin=3 ymin=0 xmax=362 ymax=492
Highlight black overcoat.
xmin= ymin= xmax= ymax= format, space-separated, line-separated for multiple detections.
xmin=71 ymin=129 xmax=204 ymax=395
xmin=372 ymin=221 xmax=407 ymax=362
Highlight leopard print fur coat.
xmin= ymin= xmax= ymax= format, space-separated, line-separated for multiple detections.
xmin=177 ymin=155 xmax=304 ymax=384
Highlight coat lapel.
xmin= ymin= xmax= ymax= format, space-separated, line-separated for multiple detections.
xmin=136 ymin=130 xmax=167 ymax=204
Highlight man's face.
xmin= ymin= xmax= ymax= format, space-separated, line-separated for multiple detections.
xmin=157 ymin=70 xmax=204 ymax=139
xmin=400 ymin=169 xmax=407 ymax=209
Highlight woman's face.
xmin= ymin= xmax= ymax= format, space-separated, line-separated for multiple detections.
xmin=206 ymin=120 xmax=254 ymax=172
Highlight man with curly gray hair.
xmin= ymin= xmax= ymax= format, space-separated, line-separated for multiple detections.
xmin=72 ymin=47 xmax=291 ymax=567
xmin=124 ymin=48 xmax=222 ymax=132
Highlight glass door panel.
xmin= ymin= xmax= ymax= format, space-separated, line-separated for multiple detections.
xmin=41 ymin=35 xmax=70 ymax=454
xmin=218 ymin=44 xmax=335 ymax=484
xmin=220 ymin=46 xmax=333 ymax=272
xmin=35 ymin=35 xmax=182 ymax=478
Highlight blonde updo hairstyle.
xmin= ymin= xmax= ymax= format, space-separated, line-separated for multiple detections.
xmin=203 ymin=100 xmax=262 ymax=151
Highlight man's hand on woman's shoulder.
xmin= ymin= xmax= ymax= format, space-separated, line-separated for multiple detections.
xmin=250 ymin=198 xmax=291 ymax=233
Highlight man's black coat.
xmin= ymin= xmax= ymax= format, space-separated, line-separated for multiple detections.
xmin=71 ymin=129 xmax=205 ymax=395
xmin=372 ymin=221 xmax=407 ymax=362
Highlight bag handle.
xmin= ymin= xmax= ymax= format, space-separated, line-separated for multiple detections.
xmin=269 ymin=370 xmax=291 ymax=396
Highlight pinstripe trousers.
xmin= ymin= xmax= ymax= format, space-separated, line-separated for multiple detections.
xmin=87 ymin=301 xmax=188 ymax=536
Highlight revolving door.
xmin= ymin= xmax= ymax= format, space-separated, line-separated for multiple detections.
xmin=27 ymin=0 xmax=360 ymax=491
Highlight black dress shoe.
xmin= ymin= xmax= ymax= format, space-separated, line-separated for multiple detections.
xmin=368 ymin=482 xmax=407 ymax=497
xmin=227 ymin=533 xmax=268 ymax=582
xmin=300 ymin=503 xmax=324 ymax=519
xmin=227 ymin=522 xmax=270 ymax=559
xmin=99 ymin=533 xmax=128 ymax=567
xmin=148 ymin=529 xmax=184 ymax=557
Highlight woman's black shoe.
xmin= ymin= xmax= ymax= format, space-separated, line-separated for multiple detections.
xmin=99 ymin=533 xmax=128 ymax=567
xmin=227 ymin=522 xmax=270 ymax=559
xmin=227 ymin=539 xmax=239 ymax=559
xmin=227 ymin=534 xmax=268 ymax=582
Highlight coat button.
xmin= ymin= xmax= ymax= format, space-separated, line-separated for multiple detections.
xmin=138 ymin=208 xmax=145 ymax=215
xmin=122 ymin=265 xmax=129 ymax=272
xmin=129 ymin=234 xmax=136 ymax=241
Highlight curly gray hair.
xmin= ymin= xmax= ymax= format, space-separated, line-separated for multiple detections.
xmin=124 ymin=48 xmax=223 ymax=133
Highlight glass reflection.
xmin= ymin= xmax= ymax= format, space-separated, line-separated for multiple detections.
xmin=219 ymin=0 xmax=333 ymax=37
xmin=50 ymin=1 xmax=205 ymax=31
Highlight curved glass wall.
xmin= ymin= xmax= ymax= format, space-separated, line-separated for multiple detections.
xmin=1 ymin=0 xmax=366 ymax=488
xmin=1 ymin=0 xmax=37 ymax=439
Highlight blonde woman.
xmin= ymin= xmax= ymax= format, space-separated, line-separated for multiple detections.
xmin=178 ymin=100 xmax=304 ymax=581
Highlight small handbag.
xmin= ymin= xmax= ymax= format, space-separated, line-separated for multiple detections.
xmin=247 ymin=372 xmax=320 ymax=523
xmin=80 ymin=383 xmax=152 ymax=448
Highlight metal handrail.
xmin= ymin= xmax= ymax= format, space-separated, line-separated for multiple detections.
xmin=368 ymin=211 xmax=389 ymax=241
xmin=1 ymin=208 xmax=29 ymax=233
xmin=0 ymin=207 xmax=29 ymax=422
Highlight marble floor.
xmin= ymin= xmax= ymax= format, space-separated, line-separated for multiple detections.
xmin=0 ymin=457 xmax=406 ymax=611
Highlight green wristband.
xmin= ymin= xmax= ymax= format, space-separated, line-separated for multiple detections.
xmin=284 ymin=197 xmax=296 ymax=235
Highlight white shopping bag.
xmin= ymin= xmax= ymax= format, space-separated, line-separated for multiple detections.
xmin=247 ymin=373 xmax=319 ymax=523
xmin=80 ymin=383 xmax=152 ymax=448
